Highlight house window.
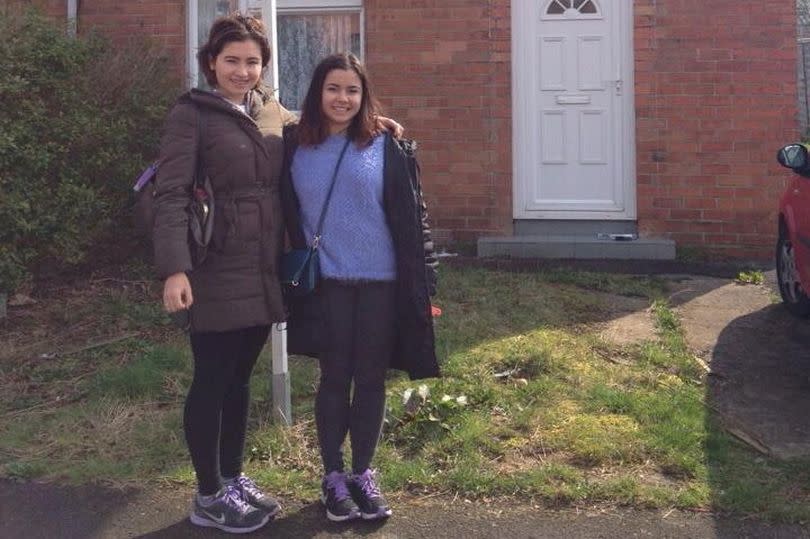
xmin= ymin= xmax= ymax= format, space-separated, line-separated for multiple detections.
xmin=277 ymin=1 xmax=363 ymax=111
xmin=543 ymin=0 xmax=600 ymax=19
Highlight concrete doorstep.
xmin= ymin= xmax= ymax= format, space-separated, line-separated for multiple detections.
xmin=478 ymin=234 xmax=676 ymax=260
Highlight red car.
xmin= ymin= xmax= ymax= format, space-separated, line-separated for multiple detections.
xmin=776 ymin=143 xmax=810 ymax=316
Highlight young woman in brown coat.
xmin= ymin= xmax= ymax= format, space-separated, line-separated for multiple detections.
xmin=153 ymin=14 xmax=403 ymax=534
xmin=153 ymin=13 xmax=288 ymax=534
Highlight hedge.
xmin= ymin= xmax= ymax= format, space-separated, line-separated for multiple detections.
xmin=0 ymin=9 xmax=178 ymax=293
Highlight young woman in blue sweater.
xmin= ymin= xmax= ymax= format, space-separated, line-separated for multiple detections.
xmin=281 ymin=53 xmax=440 ymax=522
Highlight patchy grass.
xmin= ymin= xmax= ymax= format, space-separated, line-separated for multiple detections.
xmin=1 ymin=265 xmax=808 ymax=522
xmin=735 ymin=270 xmax=765 ymax=285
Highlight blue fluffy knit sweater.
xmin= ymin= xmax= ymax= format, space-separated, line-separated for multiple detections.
xmin=291 ymin=133 xmax=396 ymax=282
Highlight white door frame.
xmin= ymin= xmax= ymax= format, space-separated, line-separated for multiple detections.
xmin=511 ymin=0 xmax=636 ymax=220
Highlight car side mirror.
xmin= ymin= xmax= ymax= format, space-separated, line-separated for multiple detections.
xmin=777 ymin=144 xmax=808 ymax=170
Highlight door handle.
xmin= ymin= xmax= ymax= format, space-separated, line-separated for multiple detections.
xmin=612 ymin=67 xmax=623 ymax=95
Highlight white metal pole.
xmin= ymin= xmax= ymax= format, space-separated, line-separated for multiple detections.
xmin=266 ymin=0 xmax=287 ymax=425
xmin=270 ymin=322 xmax=292 ymax=425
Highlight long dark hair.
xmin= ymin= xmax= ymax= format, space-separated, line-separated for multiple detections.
xmin=197 ymin=12 xmax=271 ymax=88
xmin=297 ymin=53 xmax=381 ymax=147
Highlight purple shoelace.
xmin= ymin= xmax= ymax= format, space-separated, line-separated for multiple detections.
xmin=325 ymin=471 xmax=352 ymax=501
xmin=236 ymin=475 xmax=264 ymax=499
xmin=354 ymin=469 xmax=381 ymax=498
xmin=222 ymin=485 xmax=253 ymax=513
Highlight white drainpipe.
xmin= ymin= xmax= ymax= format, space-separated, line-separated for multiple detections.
xmin=67 ymin=0 xmax=77 ymax=37
xmin=267 ymin=0 xmax=278 ymax=94
xmin=186 ymin=0 xmax=198 ymax=89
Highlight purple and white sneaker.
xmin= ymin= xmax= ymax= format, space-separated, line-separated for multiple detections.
xmin=320 ymin=471 xmax=360 ymax=522
xmin=348 ymin=469 xmax=392 ymax=520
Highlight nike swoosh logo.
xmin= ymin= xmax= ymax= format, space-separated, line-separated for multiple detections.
xmin=202 ymin=510 xmax=226 ymax=524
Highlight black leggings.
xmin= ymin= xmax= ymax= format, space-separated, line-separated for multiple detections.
xmin=186 ymin=325 xmax=269 ymax=495
xmin=316 ymin=279 xmax=396 ymax=474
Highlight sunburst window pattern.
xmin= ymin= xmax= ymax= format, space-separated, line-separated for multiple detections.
xmin=546 ymin=0 xmax=598 ymax=16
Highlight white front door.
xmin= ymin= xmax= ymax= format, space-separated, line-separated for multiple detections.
xmin=512 ymin=0 xmax=635 ymax=220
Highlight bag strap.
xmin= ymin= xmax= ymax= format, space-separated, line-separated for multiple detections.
xmin=193 ymin=106 xmax=206 ymax=190
xmin=311 ymin=137 xmax=351 ymax=248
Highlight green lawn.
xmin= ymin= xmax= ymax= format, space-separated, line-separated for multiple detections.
xmin=2 ymin=264 xmax=809 ymax=521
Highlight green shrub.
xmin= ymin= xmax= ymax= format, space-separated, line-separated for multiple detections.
xmin=0 ymin=9 xmax=178 ymax=292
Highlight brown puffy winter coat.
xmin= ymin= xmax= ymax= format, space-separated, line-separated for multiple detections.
xmin=153 ymin=88 xmax=295 ymax=333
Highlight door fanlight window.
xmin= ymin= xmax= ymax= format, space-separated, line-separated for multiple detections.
xmin=543 ymin=0 xmax=601 ymax=19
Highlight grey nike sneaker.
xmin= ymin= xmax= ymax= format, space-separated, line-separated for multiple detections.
xmin=190 ymin=485 xmax=270 ymax=534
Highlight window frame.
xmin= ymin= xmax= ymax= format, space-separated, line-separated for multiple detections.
xmin=278 ymin=0 xmax=361 ymax=8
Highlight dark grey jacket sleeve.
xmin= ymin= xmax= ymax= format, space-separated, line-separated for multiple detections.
xmin=152 ymin=103 xmax=198 ymax=278
xmin=402 ymin=143 xmax=439 ymax=296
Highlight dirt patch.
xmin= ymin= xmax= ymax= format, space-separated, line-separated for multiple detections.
xmin=574 ymin=290 xmax=656 ymax=346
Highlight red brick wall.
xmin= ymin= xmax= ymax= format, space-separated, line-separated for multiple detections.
xmin=4 ymin=1 xmax=186 ymax=78
xmin=14 ymin=0 xmax=798 ymax=258
xmin=634 ymin=0 xmax=798 ymax=258
xmin=365 ymin=0 xmax=513 ymax=244
xmin=77 ymin=0 xmax=186 ymax=75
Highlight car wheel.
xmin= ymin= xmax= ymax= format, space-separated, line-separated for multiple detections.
xmin=776 ymin=230 xmax=810 ymax=317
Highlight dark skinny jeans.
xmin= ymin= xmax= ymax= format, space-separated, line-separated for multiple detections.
xmin=186 ymin=324 xmax=269 ymax=495
xmin=316 ymin=279 xmax=396 ymax=475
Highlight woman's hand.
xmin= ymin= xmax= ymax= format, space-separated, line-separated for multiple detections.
xmin=163 ymin=272 xmax=193 ymax=312
xmin=376 ymin=116 xmax=404 ymax=138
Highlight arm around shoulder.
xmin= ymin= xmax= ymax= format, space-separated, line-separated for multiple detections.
xmin=279 ymin=103 xmax=299 ymax=126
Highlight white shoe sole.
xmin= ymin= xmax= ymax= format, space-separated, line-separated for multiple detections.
xmin=361 ymin=508 xmax=392 ymax=520
xmin=326 ymin=509 xmax=360 ymax=522
xmin=190 ymin=512 xmax=270 ymax=533
xmin=320 ymin=494 xmax=360 ymax=522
